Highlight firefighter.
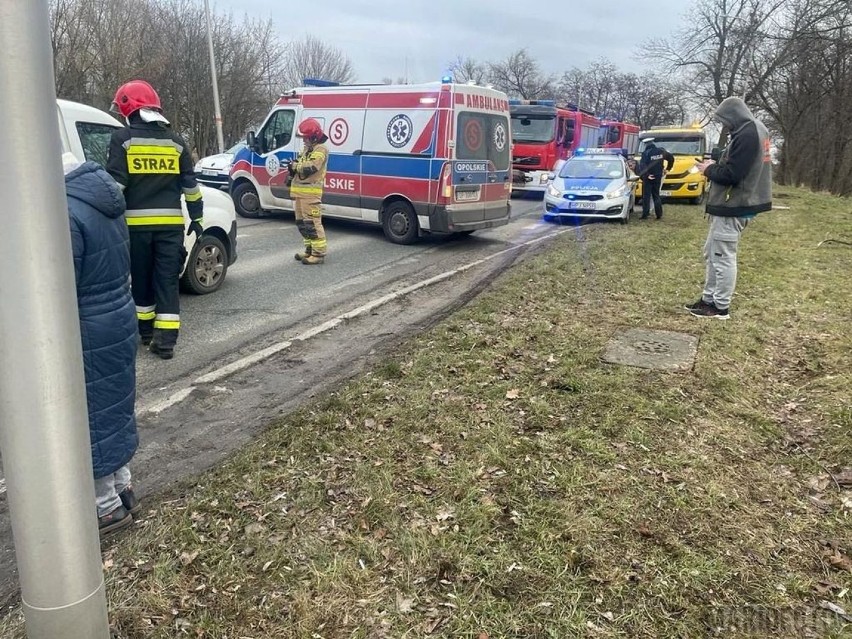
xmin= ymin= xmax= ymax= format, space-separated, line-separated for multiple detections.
xmin=289 ymin=119 xmax=329 ymax=265
xmin=106 ymin=80 xmax=203 ymax=360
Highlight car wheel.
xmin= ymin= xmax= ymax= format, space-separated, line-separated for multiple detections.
xmin=690 ymin=187 xmax=706 ymax=205
xmin=232 ymin=182 xmax=262 ymax=219
xmin=180 ymin=234 xmax=228 ymax=295
xmin=382 ymin=200 xmax=419 ymax=244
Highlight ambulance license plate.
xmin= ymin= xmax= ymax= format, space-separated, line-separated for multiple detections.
xmin=567 ymin=201 xmax=596 ymax=210
xmin=456 ymin=190 xmax=480 ymax=202
xmin=202 ymin=170 xmax=218 ymax=176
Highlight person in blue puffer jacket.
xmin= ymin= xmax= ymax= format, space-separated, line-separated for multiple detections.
xmin=64 ymin=152 xmax=141 ymax=534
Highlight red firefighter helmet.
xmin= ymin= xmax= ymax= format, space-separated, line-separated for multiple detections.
xmin=296 ymin=118 xmax=325 ymax=143
xmin=111 ymin=80 xmax=161 ymax=118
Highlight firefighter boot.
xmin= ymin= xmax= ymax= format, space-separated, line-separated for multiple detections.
xmin=149 ymin=330 xmax=176 ymax=360
xmin=301 ymin=254 xmax=325 ymax=265
xmin=295 ymin=246 xmax=312 ymax=262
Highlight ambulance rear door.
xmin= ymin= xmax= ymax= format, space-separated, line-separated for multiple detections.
xmin=452 ymin=91 xmax=512 ymax=223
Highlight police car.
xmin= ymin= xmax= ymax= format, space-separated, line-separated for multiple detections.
xmin=543 ymin=148 xmax=637 ymax=224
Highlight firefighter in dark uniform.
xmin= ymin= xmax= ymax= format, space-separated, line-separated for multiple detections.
xmin=106 ymin=80 xmax=203 ymax=360
xmin=636 ymin=139 xmax=675 ymax=219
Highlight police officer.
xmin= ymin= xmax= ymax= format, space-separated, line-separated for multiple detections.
xmin=289 ymin=119 xmax=329 ymax=265
xmin=106 ymin=80 xmax=203 ymax=360
xmin=636 ymin=139 xmax=675 ymax=219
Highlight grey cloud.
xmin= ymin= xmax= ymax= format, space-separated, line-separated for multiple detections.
xmin=222 ymin=0 xmax=688 ymax=82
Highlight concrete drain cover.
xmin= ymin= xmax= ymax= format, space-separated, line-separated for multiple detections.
xmin=603 ymin=328 xmax=698 ymax=371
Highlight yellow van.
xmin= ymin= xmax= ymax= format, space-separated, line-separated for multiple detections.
xmin=633 ymin=124 xmax=709 ymax=205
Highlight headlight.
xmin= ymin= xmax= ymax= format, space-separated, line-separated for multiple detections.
xmin=688 ymin=166 xmax=701 ymax=174
xmin=547 ymin=184 xmax=561 ymax=197
xmin=194 ymin=161 xmax=202 ymax=172
xmin=605 ymin=185 xmax=629 ymax=199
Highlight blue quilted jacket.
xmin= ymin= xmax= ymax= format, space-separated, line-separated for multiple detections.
xmin=67 ymin=162 xmax=138 ymax=478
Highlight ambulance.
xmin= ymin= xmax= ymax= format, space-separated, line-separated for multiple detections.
xmin=229 ymin=80 xmax=512 ymax=244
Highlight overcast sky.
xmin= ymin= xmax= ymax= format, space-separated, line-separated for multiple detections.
xmin=218 ymin=0 xmax=691 ymax=83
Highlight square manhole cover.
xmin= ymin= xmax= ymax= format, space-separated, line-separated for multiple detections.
xmin=603 ymin=328 xmax=698 ymax=371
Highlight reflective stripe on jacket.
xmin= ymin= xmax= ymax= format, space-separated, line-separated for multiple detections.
xmin=291 ymin=143 xmax=328 ymax=199
xmin=106 ymin=118 xmax=203 ymax=230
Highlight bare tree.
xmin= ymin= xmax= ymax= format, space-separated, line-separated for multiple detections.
xmin=50 ymin=0 xmax=288 ymax=157
xmin=281 ymin=35 xmax=355 ymax=90
xmin=448 ymin=56 xmax=489 ymax=84
xmin=487 ymin=49 xmax=555 ymax=99
xmin=645 ymin=0 xmax=788 ymax=139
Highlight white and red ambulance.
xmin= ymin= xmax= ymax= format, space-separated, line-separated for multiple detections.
xmin=229 ymin=80 xmax=512 ymax=244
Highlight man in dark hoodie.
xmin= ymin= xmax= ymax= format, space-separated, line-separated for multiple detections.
xmin=106 ymin=80 xmax=203 ymax=359
xmin=687 ymin=97 xmax=772 ymax=319
xmin=636 ymin=139 xmax=675 ymax=219
xmin=64 ymin=152 xmax=141 ymax=534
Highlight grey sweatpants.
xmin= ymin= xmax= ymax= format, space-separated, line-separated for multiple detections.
xmin=702 ymin=215 xmax=749 ymax=310
xmin=94 ymin=465 xmax=131 ymax=517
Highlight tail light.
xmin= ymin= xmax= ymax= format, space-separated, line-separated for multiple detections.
xmin=440 ymin=162 xmax=452 ymax=199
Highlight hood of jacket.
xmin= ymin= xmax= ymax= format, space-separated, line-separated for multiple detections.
xmin=714 ymin=97 xmax=755 ymax=131
xmin=65 ymin=161 xmax=125 ymax=220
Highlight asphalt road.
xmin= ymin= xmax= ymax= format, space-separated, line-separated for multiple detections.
xmin=136 ymin=197 xmax=550 ymax=396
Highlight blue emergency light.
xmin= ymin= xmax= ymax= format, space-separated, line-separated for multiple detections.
xmin=575 ymin=147 xmax=629 ymax=157
xmin=303 ymin=78 xmax=340 ymax=87
xmin=441 ymin=75 xmax=453 ymax=84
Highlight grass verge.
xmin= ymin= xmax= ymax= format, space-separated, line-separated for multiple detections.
xmin=3 ymin=187 xmax=851 ymax=638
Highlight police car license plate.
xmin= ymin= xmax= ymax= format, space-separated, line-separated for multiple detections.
xmin=202 ymin=169 xmax=218 ymax=176
xmin=456 ymin=190 xmax=480 ymax=202
xmin=567 ymin=201 xmax=596 ymax=210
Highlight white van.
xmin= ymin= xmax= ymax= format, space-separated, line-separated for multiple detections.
xmin=56 ymin=99 xmax=238 ymax=294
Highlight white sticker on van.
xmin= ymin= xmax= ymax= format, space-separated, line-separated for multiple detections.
xmin=266 ymin=155 xmax=281 ymax=177
xmin=494 ymin=122 xmax=507 ymax=152
xmin=387 ymin=114 xmax=413 ymax=148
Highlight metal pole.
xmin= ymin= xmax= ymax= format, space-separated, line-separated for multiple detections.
xmin=204 ymin=0 xmax=225 ymax=153
xmin=0 ymin=2 xmax=110 ymax=637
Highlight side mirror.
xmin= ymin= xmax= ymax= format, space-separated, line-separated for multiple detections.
xmin=547 ymin=172 xmax=556 ymax=181
xmin=627 ymin=175 xmax=640 ymax=183
xmin=710 ymin=147 xmax=722 ymax=162
xmin=246 ymin=131 xmax=259 ymax=154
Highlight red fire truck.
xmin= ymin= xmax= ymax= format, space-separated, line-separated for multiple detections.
xmin=510 ymin=100 xmax=601 ymax=194
xmin=599 ymin=120 xmax=640 ymax=154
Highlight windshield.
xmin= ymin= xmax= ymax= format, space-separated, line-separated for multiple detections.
xmin=511 ymin=114 xmax=556 ymax=143
xmin=559 ymin=158 xmax=624 ymax=179
xmin=226 ymin=143 xmax=244 ymax=154
xmin=638 ymin=137 xmax=703 ymax=155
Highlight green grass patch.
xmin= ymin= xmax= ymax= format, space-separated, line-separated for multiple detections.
xmin=3 ymin=186 xmax=851 ymax=638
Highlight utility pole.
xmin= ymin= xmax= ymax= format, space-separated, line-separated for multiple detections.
xmin=0 ymin=2 xmax=110 ymax=637
xmin=204 ymin=0 xmax=225 ymax=153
